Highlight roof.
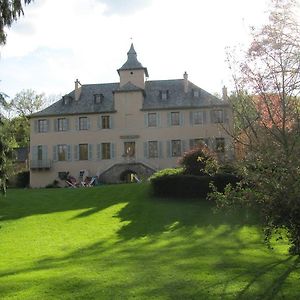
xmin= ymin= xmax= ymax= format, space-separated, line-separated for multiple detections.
xmin=31 ymin=79 xmax=229 ymax=117
xmin=117 ymin=43 xmax=149 ymax=77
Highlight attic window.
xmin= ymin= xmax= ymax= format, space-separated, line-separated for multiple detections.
xmin=160 ymin=90 xmax=169 ymax=100
xmin=94 ymin=94 xmax=104 ymax=104
xmin=63 ymin=96 xmax=71 ymax=105
xmin=193 ymin=89 xmax=200 ymax=97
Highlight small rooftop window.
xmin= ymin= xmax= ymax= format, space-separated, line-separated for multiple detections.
xmin=94 ymin=94 xmax=104 ymax=104
xmin=63 ymin=96 xmax=72 ymax=105
xmin=160 ymin=90 xmax=169 ymax=100
xmin=193 ymin=89 xmax=200 ymax=97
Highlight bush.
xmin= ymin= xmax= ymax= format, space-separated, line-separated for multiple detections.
xmin=151 ymin=174 xmax=211 ymax=198
xmin=15 ymin=171 xmax=30 ymax=188
xmin=149 ymin=168 xmax=184 ymax=180
xmin=150 ymin=172 xmax=241 ymax=199
xmin=179 ymin=145 xmax=218 ymax=176
xmin=45 ymin=180 xmax=60 ymax=188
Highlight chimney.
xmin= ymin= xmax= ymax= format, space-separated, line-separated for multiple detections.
xmin=75 ymin=79 xmax=82 ymax=101
xmin=183 ymin=71 xmax=188 ymax=93
xmin=222 ymin=85 xmax=228 ymax=101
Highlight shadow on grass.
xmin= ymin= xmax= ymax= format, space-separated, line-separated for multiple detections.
xmin=0 ymin=184 xmax=260 ymax=242
xmin=0 ymin=235 xmax=298 ymax=299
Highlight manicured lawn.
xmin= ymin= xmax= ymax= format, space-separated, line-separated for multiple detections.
xmin=0 ymin=184 xmax=299 ymax=299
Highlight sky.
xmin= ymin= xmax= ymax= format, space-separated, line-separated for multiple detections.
xmin=0 ymin=0 xmax=285 ymax=100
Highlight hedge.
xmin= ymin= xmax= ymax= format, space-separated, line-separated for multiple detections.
xmin=150 ymin=173 xmax=240 ymax=198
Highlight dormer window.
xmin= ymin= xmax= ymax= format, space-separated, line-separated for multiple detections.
xmin=160 ymin=90 xmax=169 ymax=100
xmin=63 ymin=96 xmax=71 ymax=105
xmin=193 ymin=89 xmax=200 ymax=97
xmin=94 ymin=94 xmax=104 ymax=104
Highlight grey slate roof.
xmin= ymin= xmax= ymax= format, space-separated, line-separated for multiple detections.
xmin=31 ymin=79 xmax=228 ymax=117
xmin=117 ymin=44 xmax=149 ymax=77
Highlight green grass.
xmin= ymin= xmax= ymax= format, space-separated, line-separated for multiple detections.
xmin=0 ymin=184 xmax=299 ymax=299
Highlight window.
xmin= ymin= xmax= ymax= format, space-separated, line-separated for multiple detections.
xmin=160 ymin=90 xmax=169 ymax=100
xmin=101 ymin=116 xmax=110 ymax=129
xmin=171 ymin=112 xmax=180 ymax=126
xmin=148 ymin=113 xmax=157 ymax=127
xmin=148 ymin=141 xmax=158 ymax=158
xmin=79 ymin=144 xmax=88 ymax=160
xmin=94 ymin=94 xmax=104 ymax=104
xmin=215 ymin=138 xmax=225 ymax=153
xmin=57 ymin=118 xmax=67 ymax=131
xmin=193 ymin=111 xmax=204 ymax=124
xmin=58 ymin=144 xmax=67 ymax=161
xmin=212 ymin=110 xmax=224 ymax=123
xmin=193 ymin=89 xmax=200 ymax=97
xmin=101 ymin=143 xmax=111 ymax=159
xmin=37 ymin=145 xmax=43 ymax=160
xmin=124 ymin=142 xmax=135 ymax=158
xmin=171 ymin=140 xmax=181 ymax=157
xmin=38 ymin=119 xmax=48 ymax=133
xmin=79 ymin=117 xmax=88 ymax=130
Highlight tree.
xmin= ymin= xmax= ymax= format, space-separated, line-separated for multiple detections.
xmin=9 ymin=89 xmax=45 ymax=116
xmin=0 ymin=116 xmax=15 ymax=196
xmin=211 ymin=0 xmax=300 ymax=254
xmin=0 ymin=0 xmax=32 ymax=45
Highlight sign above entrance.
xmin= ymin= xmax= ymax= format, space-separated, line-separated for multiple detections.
xmin=120 ymin=135 xmax=140 ymax=139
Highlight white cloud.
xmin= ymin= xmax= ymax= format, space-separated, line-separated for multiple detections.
xmin=0 ymin=0 xmax=287 ymax=99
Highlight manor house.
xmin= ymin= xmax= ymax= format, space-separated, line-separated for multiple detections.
xmin=30 ymin=44 xmax=233 ymax=187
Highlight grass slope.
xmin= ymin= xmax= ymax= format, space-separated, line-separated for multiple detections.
xmin=0 ymin=184 xmax=299 ymax=299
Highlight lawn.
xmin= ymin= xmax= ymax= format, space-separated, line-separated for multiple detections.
xmin=0 ymin=183 xmax=299 ymax=299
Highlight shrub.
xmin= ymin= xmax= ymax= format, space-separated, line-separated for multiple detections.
xmin=149 ymin=168 xmax=184 ymax=180
xmin=15 ymin=171 xmax=30 ymax=188
xmin=45 ymin=180 xmax=60 ymax=188
xmin=179 ymin=145 xmax=218 ymax=176
xmin=151 ymin=174 xmax=211 ymax=198
xmin=212 ymin=173 xmax=241 ymax=192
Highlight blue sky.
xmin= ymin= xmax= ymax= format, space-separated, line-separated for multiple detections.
xmin=0 ymin=0 xmax=286 ymax=100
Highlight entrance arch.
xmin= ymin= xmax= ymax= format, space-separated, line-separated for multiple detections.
xmin=120 ymin=170 xmax=138 ymax=183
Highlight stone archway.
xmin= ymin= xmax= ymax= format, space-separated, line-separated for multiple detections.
xmin=120 ymin=170 xmax=138 ymax=183
xmin=99 ymin=162 xmax=156 ymax=183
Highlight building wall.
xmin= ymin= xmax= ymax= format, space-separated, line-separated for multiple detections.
xmin=30 ymin=89 xmax=233 ymax=187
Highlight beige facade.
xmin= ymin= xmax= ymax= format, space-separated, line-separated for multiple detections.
xmin=30 ymin=44 xmax=233 ymax=187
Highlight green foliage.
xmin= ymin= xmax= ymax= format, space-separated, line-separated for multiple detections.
xmin=0 ymin=117 xmax=15 ymax=195
xmin=179 ymin=145 xmax=218 ymax=176
xmin=8 ymin=116 xmax=30 ymax=147
xmin=9 ymin=89 xmax=45 ymax=116
xmin=0 ymin=184 xmax=298 ymax=299
xmin=151 ymin=174 xmax=212 ymax=198
xmin=0 ymin=0 xmax=32 ymax=45
xmin=149 ymin=167 xmax=183 ymax=180
xmin=15 ymin=171 xmax=29 ymax=188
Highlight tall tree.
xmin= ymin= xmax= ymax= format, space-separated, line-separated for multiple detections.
xmin=211 ymin=0 xmax=300 ymax=254
xmin=9 ymin=89 xmax=45 ymax=116
xmin=0 ymin=0 xmax=32 ymax=45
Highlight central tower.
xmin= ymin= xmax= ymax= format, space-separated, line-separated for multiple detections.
xmin=117 ymin=44 xmax=149 ymax=89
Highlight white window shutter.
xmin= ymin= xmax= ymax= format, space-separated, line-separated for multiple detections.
xmin=88 ymin=144 xmax=93 ymax=160
xmin=111 ymin=143 xmax=115 ymax=159
xmin=98 ymin=116 xmax=102 ymax=129
xmin=144 ymin=142 xmax=148 ymax=158
xmin=67 ymin=145 xmax=72 ymax=161
xmin=53 ymin=145 xmax=58 ymax=161
xmin=159 ymin=141 xmax=163 ymax=158
xmin=74 ymin=145 xmax=79 ymax=160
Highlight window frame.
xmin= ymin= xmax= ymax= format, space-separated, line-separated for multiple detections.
xmin=79 ymin=143 xmax=88 ymax=160
xmin=148 ymin=141 xmax=158 ymax=158
xmin=148 ymin=113 xmax=157 ymax=127
xmin=171 ymin=140 xmax=181 ymax=157
xmin=101 ymin=115 xmax=110 ymax=129
xmin=79 ymin=117 xmax=88 ymax=130
xmin=101 ymin=143 xmax=111 ymax=159
xmin=57 ymin=118 xmax=67 ymax=131
xmin=38 ymin=119 xmax=48 ymax=133
xmin=58 ymin=144 xmax=68 ymax=161
xmin=171 ymin=112 xmax=180 ymax=126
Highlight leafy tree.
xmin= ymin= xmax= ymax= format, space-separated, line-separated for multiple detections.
xmin=179 ymin=144 xmax=218 ymax=176
xmin=0 ymin=116 xmax=15 ymax=196
xmin=9 ymin=89 xmax=45 ymax=117
xmin=211 ymin=0 xmax=300 ymax=254
xmin=0 ymin=0 xmax=32 ymax=45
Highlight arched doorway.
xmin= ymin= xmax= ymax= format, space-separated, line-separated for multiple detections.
xmin=120 ymin=170 xmax=139 ymax=183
